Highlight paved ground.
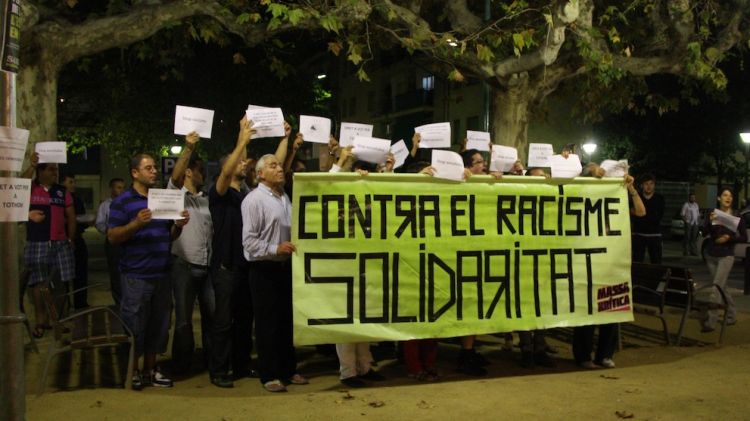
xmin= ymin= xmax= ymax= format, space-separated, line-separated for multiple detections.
xmin=20 ymin=232 xmax=750 ymax=420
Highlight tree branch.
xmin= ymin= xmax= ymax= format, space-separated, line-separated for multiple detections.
xmin=446 ymin=0 xmax=483 ymax=34
xmin=492 ymin=0 xmax=580 ymax=78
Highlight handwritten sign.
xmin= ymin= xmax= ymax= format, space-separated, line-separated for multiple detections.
xmin=0 ymin=126 xmax=29 ymax=171
xmin=148 ymin=188 xmax=185 ymax=220
xmin=527 ymin=143 xmax=554 ymax=168
xmin=246 ymin=105 xmax=285 ymax=139
xmin=390 ymin=139 xmax=409 ymax=169
xmin=489 ymin=145 xmax=518 ymax=173
xmin=174 ymin=105 xmax=215 ymax=139
xmin=466 ymin=130 xmax=491 ymax=152
xmin=340 ymin=122 xmax=374 ymax=147
xmin=550 ymin=154 xmax=583 ymax=178
xmin=601 ymin=159 xmax=629 ymax=177
xmin=352 ymin=136 xmax=390 ymax=164
xmin=415 ymin=122 xmax=451 ymax=149
xmin=431 ymin=150 xmax=464 ymax=181
xmin=35 ymin=141 xmax=67 ymax=164
xmin=0 ymin=177 xmax=30 ymax=221
xmin=299 ymin=115 xmax=331 ymax=144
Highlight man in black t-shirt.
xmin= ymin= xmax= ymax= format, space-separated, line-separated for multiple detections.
xmin=632 ymin=173 xmax=665 ymax=263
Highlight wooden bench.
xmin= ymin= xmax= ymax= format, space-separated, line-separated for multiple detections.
xmin=631 ymin=263 xmax=729 ymax=345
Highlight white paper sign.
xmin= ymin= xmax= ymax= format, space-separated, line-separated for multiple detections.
xmin=299 ymin=115 xmax=331 ymax=144
xmin=352 ymin=136 xmax=391 ymax=164
xmin=0 ymin=177 xmax=31 ymax=222
xmin=246 ymin=105 xmax=285 ymax=139
xmin=35 ymin=142 xmax=67 ymax=164
xmin=489 ymin=145 xmax=518 ymax=172
xmin=390 ymin=139 xmax=409 ymax=169
xmin=148 ymin=188 xmax=185 ymax=220
xmin=550 ymin=154 xmax=583 ymax=178
xmin=713 ymin=209 xmax=741 ymax=233
xmin=415 ymin=122 xmax=451 ymax=149
xmin=600 ymin=159 xmax=629 ymax=177
xmin=0 ymin=126 xmax=30 ymax=171
xmin=431 ymin=150 xmax=465 ymax=181
xmin=466 ymin=130 xmax=491 ymax=152
xmin=174 ymin=105 xmax=215 ymax=139
xmin=527 ymin=143 xmax=554 ymax=167
xmin=340 ymin=122 xmax=374 ymax=147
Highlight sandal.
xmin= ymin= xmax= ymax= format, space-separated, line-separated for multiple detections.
xmin=32 ymin=324 xmax=45 ymax=338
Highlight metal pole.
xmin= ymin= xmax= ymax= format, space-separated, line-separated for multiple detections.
xmin=482 ymin=0 xmax=491 ymax=132
xmin=0 ymin=0 xmax=24 ymax=418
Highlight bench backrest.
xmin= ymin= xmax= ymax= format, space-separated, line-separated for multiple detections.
xmin=631 ymin=263 xmax=670 ymax=307
xmin=662 ymin=266 xmax=694 ymax=308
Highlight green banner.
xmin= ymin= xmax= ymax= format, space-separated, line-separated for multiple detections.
xmin=292 ymin=173 xmax=633 ymax=345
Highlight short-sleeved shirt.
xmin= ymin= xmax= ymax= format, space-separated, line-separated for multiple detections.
xmin=632 ymin=192 xmax=665 ymax=235
xmin=209 ymin=184 xmax=247 ymax=271
xmin=28 ymin=181 xmax=72 ymax=242
xmin=108 ymin=186 xmax=173 ymax=279
xmin=168 ymin=178 xmax=212 ymax=266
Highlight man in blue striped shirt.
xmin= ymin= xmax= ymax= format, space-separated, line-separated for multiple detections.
xmin=108 ymin=153 xmax=189 ymax=390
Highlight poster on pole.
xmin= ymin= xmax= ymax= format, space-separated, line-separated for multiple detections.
xmin=0 ymin=177 xmax=30 ymax=221
xmin=0 ymin=0 xmax=20 ymax=73
xmin=0 ymin=126 xmax=29 ymax=171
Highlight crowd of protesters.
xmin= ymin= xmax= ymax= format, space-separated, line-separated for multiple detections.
xmin=18 ymin=114 xmax=743 ymax=393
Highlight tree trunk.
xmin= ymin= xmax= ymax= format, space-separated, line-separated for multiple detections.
xmin=490 ymin=76 xmax=534 ymax=162
xmin=17 ymin=52 xmax=60 ymax=145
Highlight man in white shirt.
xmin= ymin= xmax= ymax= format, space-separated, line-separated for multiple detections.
xmin=94 ymin=177 xmax=125 ymax=305
xmin=681 ymin=193 xmax=701 ymax=256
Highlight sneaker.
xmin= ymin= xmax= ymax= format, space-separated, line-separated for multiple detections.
xmin=534 ymin=352 xmax=556 ymax=368
xmin=149 ymin=367 xmax=174 ymax=388
xmin=341 ymin=377 xmax=367 ymax=388
xmin=263 ymin=379 xmax=287 ymax=392
xmin=578 ymin=361 xmax=597 ymax=369
xmin=358 ymin=369 xmax=386 ymax=381
xmin=210 ymin=375 xmax=234 ymax=388
xmin=597 ymin=358 xmax=616 ymax=369
xmin=131 ymin=370 xmax=144 ymax=391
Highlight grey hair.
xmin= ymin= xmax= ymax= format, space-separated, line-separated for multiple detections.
xmin=255 ymin=154 xmax=276 ymax=179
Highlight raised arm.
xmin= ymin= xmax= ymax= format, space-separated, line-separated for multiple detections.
xmin=171 ymin=131 xmax=200 ymax=189
xmin=216 ymin=116 xmax=254 ymax=196
xmin=20 ymin=152 xmax=39 ymax=179
xmin=274 ymin=121 xmax=292 ymax=165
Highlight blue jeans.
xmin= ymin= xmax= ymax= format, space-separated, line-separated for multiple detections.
xmin=121 ymin=274 xmax=172 ymax=358
xmin=171 ymin=256 xmax=214 ymax=373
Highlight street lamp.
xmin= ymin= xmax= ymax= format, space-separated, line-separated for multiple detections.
xmin=582 ymin=141 xmax=597 ymax=158
xmin=170 ymin=145 xmax=183 ymax=155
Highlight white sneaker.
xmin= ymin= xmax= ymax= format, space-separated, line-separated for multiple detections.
xmin=598 ymin=358 xmax=616 ymax=368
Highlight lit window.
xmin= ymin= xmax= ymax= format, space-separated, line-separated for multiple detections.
xmin=422 ymin=75 xmax=434 ymax=91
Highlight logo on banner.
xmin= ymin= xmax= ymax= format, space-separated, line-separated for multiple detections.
xmin=597 ymin=282 xmax=631 ymax=312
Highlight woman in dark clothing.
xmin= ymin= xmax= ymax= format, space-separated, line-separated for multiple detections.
xmin=701 ymin=187 xmax=746 ymax=332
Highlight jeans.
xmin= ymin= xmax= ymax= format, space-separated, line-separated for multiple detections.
xmin=248 ymin=260 xmax=295 ymax=384
xmin=704 ymin=255 xmax=737 ymax=328
xmin=120 ymin=274 xmax=172 ymax=358
xmin=104 ymin=239 xmax=122 ymax=306
xmin=209 ymin=264 xmax=254 ymax=378
xmin=683 ymin=223 xmax=700 ymax=255
xmin=171 ymin=256 xmax=215 ymax=373
xmin=632 ymin=235 xmax=662 ymax=264
xmin=73 ymin=236 xmax=89 ymax=309
xmin=572 ymin=323 xmax=618 ymax=364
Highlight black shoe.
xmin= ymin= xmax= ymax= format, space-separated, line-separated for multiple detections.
xmin=211 ymin=375 xmax=234 ymax=388
xmin=470 ymin=349 xmax=491 ymax=366
xmin=131 ymin=370 xmax=144 ymax=391
xmin=341 ymin=377 xmax=367 ymax=388
xmin=533 ymin=352 xmax=556 ymax=368
xmin=457 ymin=351 xmax=487 ymax=376
xmin=232 ymin=369 xmax=259 ymax=381
xmin=358 ymin=369 xmax=386 ymax=381
xmin=520 ymin=351 xmax=535 ymax=369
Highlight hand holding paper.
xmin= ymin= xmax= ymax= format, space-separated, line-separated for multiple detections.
xmin=35 ymin=142 xmax=67 ymax=164
xmin=174 ymin=105 xmax=214 ymax=139
xmin=415 ymin=122 xmax=451 ymax=149
xmin=431 ymin=150 xmax=465 ymax=181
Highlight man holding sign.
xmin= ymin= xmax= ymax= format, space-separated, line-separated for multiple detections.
xmin=108 ymin=153 xmax=189 ymax=390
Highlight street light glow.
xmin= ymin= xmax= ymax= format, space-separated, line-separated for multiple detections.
xmin=741 ymin=132 xmax=750 ymax=144
xmin=317 ymin=74 xmax=327 ymax=80
xmin=170 ymin=145 xmax=183 ymax=155
xmin=446 ymin=38 xmax=459 ymax=47
xmin=582 ymin=142 xmax=597 ymax=154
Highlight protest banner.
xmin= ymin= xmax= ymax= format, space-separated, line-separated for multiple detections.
xmin=292 ymin=173 xmax=633 ymax=345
